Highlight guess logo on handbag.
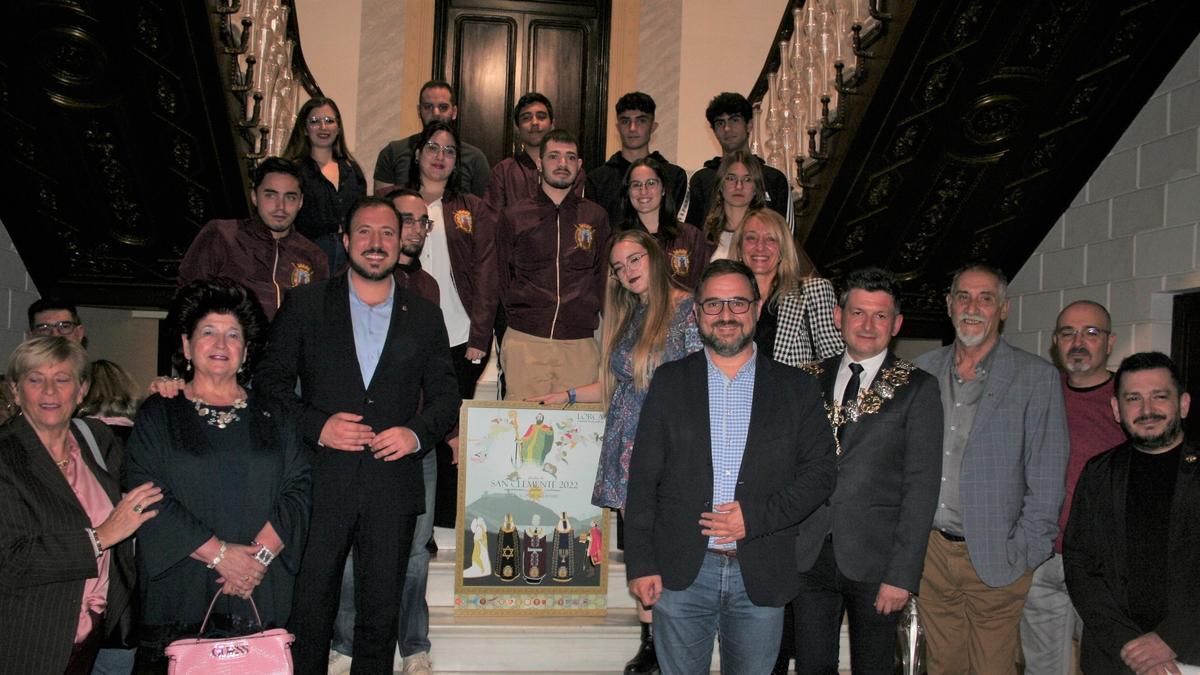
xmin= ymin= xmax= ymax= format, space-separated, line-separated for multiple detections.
xmin=210 ymin=640 xmax=252 ymax=660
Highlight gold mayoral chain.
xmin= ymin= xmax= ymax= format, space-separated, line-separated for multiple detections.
xmin=801 ymin=358 xmax=917 ymax=456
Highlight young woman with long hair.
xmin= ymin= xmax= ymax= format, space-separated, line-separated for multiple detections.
xmin=701 ymin=149 xmax=766 ymax=261
xmin=282 ymin=96 xmax=366 ymax=271
xmin=617 ymin=157 xmax=710 ymax=290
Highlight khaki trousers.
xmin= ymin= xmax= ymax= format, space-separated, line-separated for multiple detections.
xmin=499 ymin=327 xmax=599 ymax=401
xmin=919 ymin=531 xmax=1034 ymax=675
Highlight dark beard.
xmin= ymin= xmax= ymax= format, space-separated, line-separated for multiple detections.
xmin=544 ymin=173 xmax=574 ymax=189
xmin=348 ymin=255 xmax=395 ymax=282
xmin=402 ymin=243 xmax=424 ymax=258
xmin=699 ymin=322 xmax=754 ymax=357
xmin=1125 ymin=413 xmax=1185 ymax=451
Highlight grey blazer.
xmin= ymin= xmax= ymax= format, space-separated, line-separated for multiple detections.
xmin=795 ymin=351 xmax=944 ymax=593
xmin=913 ymin=338 xmax=1069 ymax=587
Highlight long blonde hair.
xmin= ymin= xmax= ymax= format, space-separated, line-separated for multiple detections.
xmin=702 ymin=150 xmax=766 ymax=246
xmin=729 ymin=208 xmax=816 ymax=309
xmin=600 ymin=231 xmax=683 ymax=399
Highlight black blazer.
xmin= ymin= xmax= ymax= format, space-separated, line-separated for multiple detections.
xmin=255 ymin=272 xmax=461 ymax=514
xmin=794 ymin=351 xmax=943 ymax=593
xmin=1064 ymin=439 xmax=1200 ymax=674
xmin=0 ymin=416 xmax=134 ymax=672
xmin=624 ymin=351 xmax=837 ymax=607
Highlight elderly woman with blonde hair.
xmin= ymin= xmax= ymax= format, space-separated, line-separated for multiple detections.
xmin=0 ymin=336 xmax=161 ymax=673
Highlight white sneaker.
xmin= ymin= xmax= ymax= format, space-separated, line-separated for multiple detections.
xmin=328 ymin=650 xmax=353 ymax=675
xmin=402 ymin=651 xmax=433 ymax=675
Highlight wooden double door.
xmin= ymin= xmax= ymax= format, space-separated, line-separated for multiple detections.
xmin=434 ymin=0 xmax=611 ymax=168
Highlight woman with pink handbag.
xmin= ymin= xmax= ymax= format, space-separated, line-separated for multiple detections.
xmin=123 ymin=279 xmax=311 ymax=672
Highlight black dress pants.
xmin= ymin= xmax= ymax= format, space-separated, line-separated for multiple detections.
xmin=792 ymin=537 xmax=901 ymax=675
xmin=289 ymin=458 xmax=418 ymax=675
xmin=433 ymin=342 xmax=489 ymax=529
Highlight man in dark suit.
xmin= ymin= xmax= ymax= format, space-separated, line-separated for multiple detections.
xmin=256 ymin=196 xmax=461 ymax=675
xmin=790 ymin=267 xmax=943 ymax=675
xmin=1065 ymin=351 xmax=1199 ymax=674
xmin=625 ymin=258 xmax=836 ymax=675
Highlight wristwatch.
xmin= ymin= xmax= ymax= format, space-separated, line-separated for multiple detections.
xmin=252 ymin=543 xmax=276 ymax=567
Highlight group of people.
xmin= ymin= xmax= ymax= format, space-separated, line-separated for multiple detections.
xmin=0 ymin=75 xmax=1195 ymax=675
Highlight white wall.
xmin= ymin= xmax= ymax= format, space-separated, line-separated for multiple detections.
xmin=1004 ymin=35 xmax=1200 ymax=365
xmin=0 ymin=219 xmax=38 ymax=363
xmin=295 ymin=0 xmax=363 ymax=154
xmin=676 ymin=0 xmax=790 ymax=171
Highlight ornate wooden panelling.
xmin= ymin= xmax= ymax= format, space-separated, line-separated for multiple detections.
xmin=0 ymin=1 xmax=250 ymax=308
xmin=797 ymin=0 xmax=1200 ymax=339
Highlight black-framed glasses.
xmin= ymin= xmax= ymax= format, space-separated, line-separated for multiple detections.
xmin=32 ymin=320 xmax=80 ymax=336
xmin=1055 ymin=326 xmax=1110 ymax=341
xmin=307 ymin=116 xmax=337 ymax=127
xmin=699 ymin=298 xmax=752 ymax=315
xmin=401 ymin=215 xmax=434 ymax=232
xmin=423 ymin=141 xmax=458 ymax=158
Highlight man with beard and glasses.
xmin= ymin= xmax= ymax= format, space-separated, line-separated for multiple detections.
xmin=1065 ymin=351 xmax=1199 ymax=674
xmin=256 ymin=196 xmax=460 ymax=674
xmin=492 ymin=129 xmax=609 ymax=400
xmin=624 ymin=259 xmax=835 ymax=675
xmin=913 ymin=263 xmax=1068 ymax=674
xmin=1022 ymin=300 xmax=1127 ymax=675
xmin=388 ymin=188 xmax=440 ymax=306
xmin=179 ymin=156 xmax=328 ymax=321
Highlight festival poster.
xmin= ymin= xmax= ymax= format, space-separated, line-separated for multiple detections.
xmin=455 ymin=401 xmax=609 ymax=616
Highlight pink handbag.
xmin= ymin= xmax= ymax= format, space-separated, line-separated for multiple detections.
xmin=164 ymin=589 xmax=295 ymax=674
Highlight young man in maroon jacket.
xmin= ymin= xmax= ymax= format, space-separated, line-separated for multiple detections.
xmin=178 ymin=157 xmax=328 ymax=321
xmin=493 ymin=129 xmax=608 ymax=401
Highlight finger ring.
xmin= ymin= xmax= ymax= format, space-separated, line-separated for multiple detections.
xmin=132 ymin=504 xmax=144 ymax=513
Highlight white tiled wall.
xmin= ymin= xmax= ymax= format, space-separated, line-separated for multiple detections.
xmin=0 ymin=218 xmax=38 ymax=363
xmin=1005 ymin=35 xmax=1200 ymax=365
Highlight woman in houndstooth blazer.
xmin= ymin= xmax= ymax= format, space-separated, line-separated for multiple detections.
xmin=731 ymin=208 xmax=843 ymax=368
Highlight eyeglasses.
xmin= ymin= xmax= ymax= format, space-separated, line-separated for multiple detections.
xmin=723 ymin=174 xmax=754 ymax=187
xmin=1055 ymin=326 xmax=1110 ymax=341
xmin=32 ymin=320 xmax=80 ymax=336
xmin=699 ymin=298 xmax=752 ymax=315
xmin=423 ymin=141 xmax=458 ymax=158
xmin=307 ymin=116 xmax=337 ymax=127
xmin=610 ymin=252 xmax=647 ymax=278
xmin=401 ymin=215 xmax=434 ymax=232
xmin=629 ymin=178 xmax=660 ymax=191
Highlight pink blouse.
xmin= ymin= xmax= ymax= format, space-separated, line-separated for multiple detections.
xmin=59 ymin=434 xmax=114 ymax=644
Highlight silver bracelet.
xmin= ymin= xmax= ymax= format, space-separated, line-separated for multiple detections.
xmin=84 ymin=527 xmax=103 ymax=558
xmin=206 ymin=541 xmax=227 ymax=569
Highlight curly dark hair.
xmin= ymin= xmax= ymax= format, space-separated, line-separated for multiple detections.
xmin=167 ymin=278 xmax=269 ymax=384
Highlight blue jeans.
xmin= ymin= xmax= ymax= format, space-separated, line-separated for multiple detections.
xmin=333 ymin=450 xmax=437 ymax=657
xmin=89 ymin=647 xmax=135 ymax=674
xmin=653 ymin=551 xmax=783 ymax=675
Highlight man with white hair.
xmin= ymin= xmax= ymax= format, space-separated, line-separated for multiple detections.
xmin=913 ymin=263 xmax=1069 ymax=674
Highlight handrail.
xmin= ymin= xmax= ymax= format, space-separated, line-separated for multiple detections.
xmin=208 ymin=0 xmax=323 ymax=170
xmin=746 ymin=0 xmax=893 ymax=226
